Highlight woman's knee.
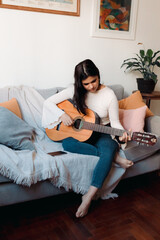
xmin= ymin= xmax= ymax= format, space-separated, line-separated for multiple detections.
xmin=62 ymin=137 xmax=78 ymax=151
xmin=111 ymin=139 xmax=119 ymax=151
xmin=97 ymin=143 xmax=118 ymax=164
xmin=99 ymin=138 xmax=118 ymax=153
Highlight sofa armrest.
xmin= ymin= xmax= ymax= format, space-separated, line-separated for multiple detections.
xmin=145 ymin=115 xmax=160 ymax=135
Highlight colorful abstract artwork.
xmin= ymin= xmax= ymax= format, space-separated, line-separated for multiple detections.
xmin=91 ymin=0 xmax=138 ymax=40
xmin=99 ymin=0 xmax=132 ymax=31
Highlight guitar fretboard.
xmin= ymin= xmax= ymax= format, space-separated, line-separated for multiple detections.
xmin=82 ymin=121 xmax=127 ymax=137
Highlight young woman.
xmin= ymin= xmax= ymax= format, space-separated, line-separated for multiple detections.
xmin=42 ymin=59 xmax=133 ymax=218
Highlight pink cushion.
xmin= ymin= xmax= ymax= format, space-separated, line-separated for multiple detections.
xmin=119 ymin=105 xmax=147 ymax=132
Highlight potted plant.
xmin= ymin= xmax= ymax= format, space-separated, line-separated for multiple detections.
xmin=121 ymin=45 xmax=160 ymax=93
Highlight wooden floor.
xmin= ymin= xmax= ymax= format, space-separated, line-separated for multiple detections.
xmin=0 ymin=172 xmax=160 ymax=240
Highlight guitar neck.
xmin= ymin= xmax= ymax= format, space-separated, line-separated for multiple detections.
xmin=82 ymin=121 xmax=127 ymax=137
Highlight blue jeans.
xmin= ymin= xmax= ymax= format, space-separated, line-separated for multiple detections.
xmin=62 ymin=133 xmax=119 ymax=188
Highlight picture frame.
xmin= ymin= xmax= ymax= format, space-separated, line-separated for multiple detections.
xmin=91 ymin=0 xmax=139 ymax=40
xmin=0 ymin=0 xmax=80 ymax=16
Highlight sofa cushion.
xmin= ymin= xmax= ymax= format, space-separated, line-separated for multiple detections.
xmin=119 ymin=90 xmax=153 ymax=118
xmin=0 ymin=107 xmax=35 ymax=151
xmin=0 ymin=98 xmax=22 ymax=119
xmin=109 ymin=84 xmax=124 ymax=100
xmin=36 ymin=87 xmax=64 ymax=99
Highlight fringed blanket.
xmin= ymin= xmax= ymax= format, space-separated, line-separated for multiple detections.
xmin=0 ymin=86 xmax=126 ymax=199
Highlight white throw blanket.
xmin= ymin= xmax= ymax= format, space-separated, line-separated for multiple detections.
xmin=0 ymin=86 xmax=126 ymax=199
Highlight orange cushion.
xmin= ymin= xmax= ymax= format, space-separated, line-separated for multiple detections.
xmin=118 ymin=91 xmax=153 ymax=118
xmin=0 ymin=98 xmax=22 ymax=119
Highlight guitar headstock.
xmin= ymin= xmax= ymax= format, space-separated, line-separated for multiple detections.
xmin=132 ymin=132 xmax=157 ymax=146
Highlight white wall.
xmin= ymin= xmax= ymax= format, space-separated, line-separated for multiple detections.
xmin=0 ymin=0 xmax=160 ymax=115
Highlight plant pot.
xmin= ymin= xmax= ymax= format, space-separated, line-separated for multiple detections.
xmin=136 ymin=78 xmax=156 ymax=93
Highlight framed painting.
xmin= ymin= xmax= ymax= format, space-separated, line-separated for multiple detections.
xmin=91 ymin=0 xmax=139 ymax=40
xmin=0 ymin=0 xmax=80 ymax=16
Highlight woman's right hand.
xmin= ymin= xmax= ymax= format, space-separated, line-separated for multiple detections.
xmin=60 ymin=113 xmax=73 ymax=126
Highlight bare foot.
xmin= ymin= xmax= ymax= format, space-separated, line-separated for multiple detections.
xmin=115 ymin=153 xmax=133 ymax=169
xmin=76 ymin=194 xmax=92 ymax=218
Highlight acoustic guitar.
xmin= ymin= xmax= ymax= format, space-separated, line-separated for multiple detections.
xmin=45 ymin=100 xmax=157 ymax=146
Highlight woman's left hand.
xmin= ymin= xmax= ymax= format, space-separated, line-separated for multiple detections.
xmin=119 ymin=129 xmax=132 ymax=143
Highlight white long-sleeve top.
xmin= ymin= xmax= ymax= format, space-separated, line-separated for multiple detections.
xmin=42 ymin=84 xmax=124 ymax=131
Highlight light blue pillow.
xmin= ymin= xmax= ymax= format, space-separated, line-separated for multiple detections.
xmin=0 ymin=107 xmax=35 ymax=151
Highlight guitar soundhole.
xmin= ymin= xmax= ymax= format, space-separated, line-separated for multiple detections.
xmin=73 ymin=118 xmax=83 ymax=130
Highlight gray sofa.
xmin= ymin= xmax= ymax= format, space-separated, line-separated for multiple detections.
xmin=0 ymin=84 xmax=160 ymax=206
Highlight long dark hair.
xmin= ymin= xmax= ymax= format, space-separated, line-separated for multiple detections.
xmin=73 ymin=59 xmax=100 ymax=114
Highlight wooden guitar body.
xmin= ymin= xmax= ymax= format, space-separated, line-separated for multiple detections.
xmin=45 ymin=100 xmax=99 ymax=142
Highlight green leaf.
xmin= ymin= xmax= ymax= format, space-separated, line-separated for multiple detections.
xmin=123 ymin=57 xmax=138 ymax=62
xmin=155 ymin=61 xmax=160 ymax=67
xmin=154 ymin=56 xmax=160 ymax=64
xmin=146 ymin=49 xmax=153 ymax=58
xmin=152 ymin=50 xmax=160 ymax=59
xmin=140 ymin=50 xmax=145 ymax=58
